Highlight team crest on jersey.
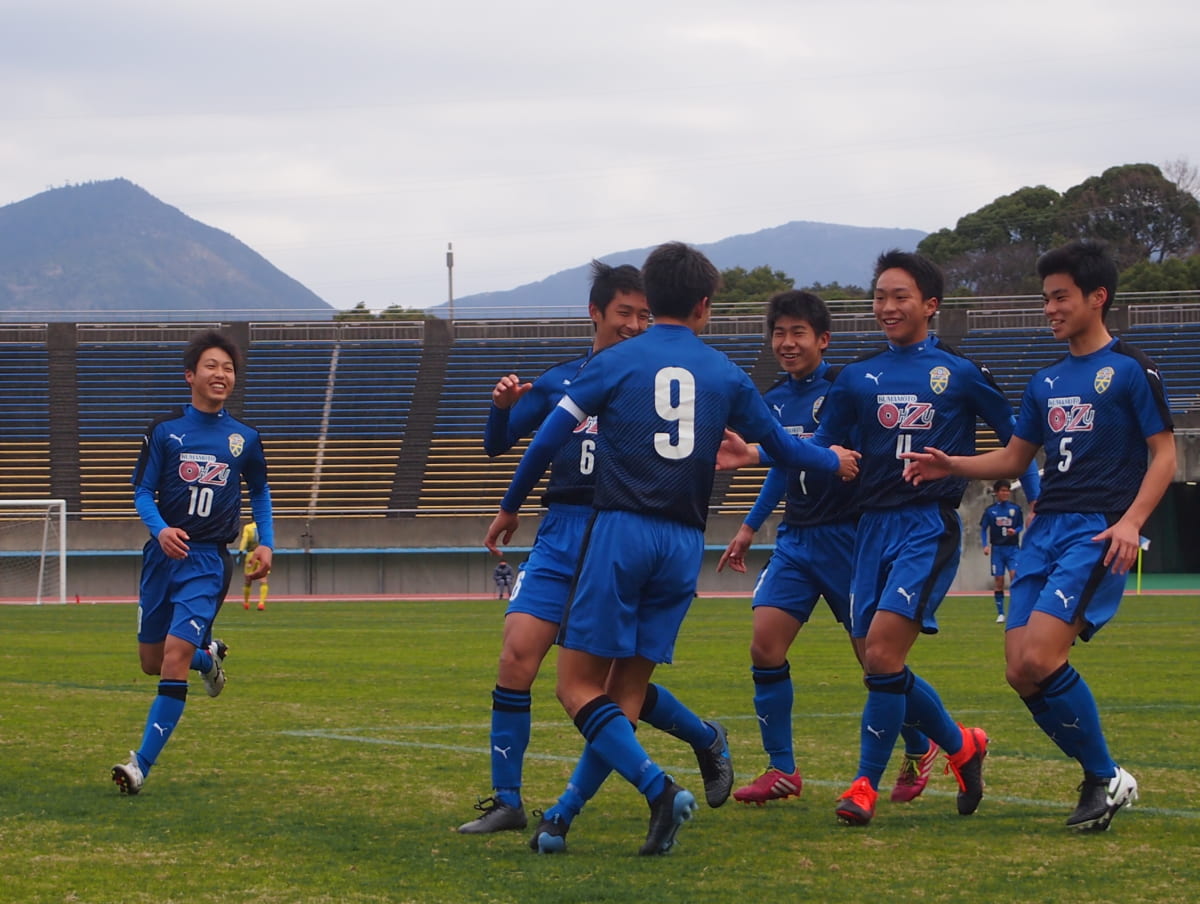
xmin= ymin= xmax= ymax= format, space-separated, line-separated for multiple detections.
xmin=1094 ymin=366 xmax=1114 ymax=394
xmin=812 ymin=396 xmax=824 ymax=422
xmin=228 ymin=433 xmax=245 ymax=457
xmin=929 ymin=366 xmax=950 ymax=395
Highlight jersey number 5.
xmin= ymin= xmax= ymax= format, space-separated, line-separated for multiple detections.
xmin=654 ymin=367 xmax=696 ymax=460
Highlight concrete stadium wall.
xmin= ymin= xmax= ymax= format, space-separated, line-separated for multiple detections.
xmin=7 ymin=430 xmax=1196 ymax=600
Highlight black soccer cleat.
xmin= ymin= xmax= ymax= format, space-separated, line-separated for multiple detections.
xmin=694 ymin=720 xmax=734 ymax=808
xmin=639 ymin=779 xmax=697 ymax=856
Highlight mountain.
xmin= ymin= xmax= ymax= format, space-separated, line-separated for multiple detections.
xmin=0 ymin=179 xmax=334 ymax=322
xmin=427 ymin=221 xmax=928 ymax=318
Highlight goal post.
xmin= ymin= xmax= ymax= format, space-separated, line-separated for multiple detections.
xmin=0 ymin=499 xmax=67 ymax=605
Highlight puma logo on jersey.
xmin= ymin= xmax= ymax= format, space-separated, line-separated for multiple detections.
xmin=865 ymin=371 xmax=883 ymax=385
xmin=169 ymin=433 xmax=186 ymax=446
xmin=1043 ymin=376 xmax=1059 ymax=389
xmin=772 ymin=403 xmax=785 ymax=417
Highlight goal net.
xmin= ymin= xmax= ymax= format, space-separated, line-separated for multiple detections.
xmin=0 ymin=499 xmax=67 ymax=604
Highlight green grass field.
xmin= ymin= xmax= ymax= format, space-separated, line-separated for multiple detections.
xmin=2 ymin=595 xmax=1198 ymax=904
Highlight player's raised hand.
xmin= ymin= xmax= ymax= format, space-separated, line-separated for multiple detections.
xmin=484 ymin=510 xmax=520 ymax=555
xmin=492 ymin=374 xmax=534 ymax=410
xmin=717 ymin=523 xmax=755 ymax=574
xmin=900 ymin=446 xmax=953 ymax=485
xmin=716 ymin=429 xmax=759 ymax=471
xmin=831 ymin=445 xmax=861 ymax=481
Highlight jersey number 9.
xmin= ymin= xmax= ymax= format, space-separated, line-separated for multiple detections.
xmin=654 ymin=367 xmax=696 ymax=460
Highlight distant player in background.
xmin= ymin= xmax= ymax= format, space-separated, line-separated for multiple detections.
xmin=980 ymin=480 xmax=1024 ymax=623
xmin=460 ymin=261 xmax=734 ymax=841
xmin=492 ymin=559 xmax=514 ymax=599
xmin=485 ymin=242 xmax=858 ymax=855
xmin=112 ymin=330 xmax=273 ymax=795
xmin=238 ymin=520 xmax=268 ymax=610
xmin=902 ymin=239 xmax=1174 ymax=831
xmin=716 ymin=290 xmax=936 ymax=807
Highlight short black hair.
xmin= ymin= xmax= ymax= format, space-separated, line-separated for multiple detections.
xmin=589 ymin=260 xmax=643 ymax=311
xmin=641 ymin=242 xmax=721 ymax=319
xmin=992 ymin=479 xmax=1011 ymax=493
xmin=766 ymin=290 xmax=831 ymax=336
xmin=183 ymin=330 xmax=241 ymax=375
xmin=874 ymin=249 xmax=945 ymax=305
xmin=1036 ymin=239 xmax=1118 ymax=318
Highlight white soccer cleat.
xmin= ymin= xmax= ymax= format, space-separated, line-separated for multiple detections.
xmin=201 ymin=639 xmax=228 ymax=697
xmin=112 ymin=751 xmax=145 ymax=795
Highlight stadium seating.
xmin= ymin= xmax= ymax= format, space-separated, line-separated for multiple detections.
xmin=0 ymin=341 xmax=52 ymax=500
xmin=1121 ymin=324 xmax=1200 ymax=414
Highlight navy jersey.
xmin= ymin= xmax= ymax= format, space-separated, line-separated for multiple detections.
xmin=813 ymin=336 xmax=1017 ymax=510
xmin=484 ymin=355 xmax=597 ymax=506
xmin=559 ymin=324 xmax=837 ymax=530
xmin=1014 ymin=338 xmax=1172 ymax=515
xmin=132 ymin=404 xmax=272 ymax=546
xmin=751 ymin=362 xmax=859 ymax=529
xmin=980 ymin=501 xmax=1023 ymax=547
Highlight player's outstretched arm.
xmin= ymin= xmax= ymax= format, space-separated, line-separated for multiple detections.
xmin=716 ymin=429 xmax=761 ymax=471
xmin=902 ymin=437 xmax=1039 ymax=486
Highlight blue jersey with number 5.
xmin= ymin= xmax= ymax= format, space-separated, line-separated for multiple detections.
xmin=1013 ymin=338 xmax=1171 ymax=515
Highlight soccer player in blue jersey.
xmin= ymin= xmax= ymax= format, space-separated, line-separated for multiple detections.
xmin=796 ymin=250 xmax=1039 ymax=827
xmin=484 ymin=242 xmax=859 ymax=854
xmin=460 ymin=262 xmax=734 ymax=838
xmin=716 ymin=290 xmax=938 ymax=806
xmin=111 ymin=331 xmax=274 ymax=795
xmin=980 ymin=479 xmax=1024 ymax=623
xmin=902 ymin=239 xmax=1175 ymax=831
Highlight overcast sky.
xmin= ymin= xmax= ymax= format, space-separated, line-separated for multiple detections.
xmin=3 ymin=0 xmax=1197 ymax=312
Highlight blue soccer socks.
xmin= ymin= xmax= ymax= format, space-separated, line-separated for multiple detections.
xmin=1025 ymin=663 xmax=1116 ymax=779
xmin=858 ymin=671 xmax=908 ymax=787
xmin=574 ymin=695 xmax=666 ymax=800
xmin=751 ymin=662 xmax=796 ymax=774
xmin=903 ymin=669 xmax=964 ymax=756
xmin=490 ymin=685 xmax=532 ymax=808
xmin=136 ymin=680 xmax=187 ymax=775
xmin=640 ymin=683 xmax=713 ymax=750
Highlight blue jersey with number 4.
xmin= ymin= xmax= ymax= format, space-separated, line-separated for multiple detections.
xmin=814 ymin=336 xmax=1017 ymax=510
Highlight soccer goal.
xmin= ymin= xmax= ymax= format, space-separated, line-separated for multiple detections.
xmin=0 ymin=499 xmax=67 ymax=604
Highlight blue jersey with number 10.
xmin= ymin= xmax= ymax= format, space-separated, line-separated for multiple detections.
xmin=559 ymin=324 xmax=837 ymax=530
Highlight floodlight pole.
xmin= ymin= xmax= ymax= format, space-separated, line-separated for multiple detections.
xmin=446 ymin=242 xmax=455 ymax=323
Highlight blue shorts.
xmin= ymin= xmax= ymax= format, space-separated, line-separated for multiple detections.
xmin=506 ymin=503 xmax=592 ymax=624
xmin=990 ymin=545 xmax=1019 ymax=577
xmin=1008 ymin=512 xmax=1125 ymax=642
xmin=559 ymin=509 xmax=703 ymax=663
xmin=850 ymin=503 xmax=961 ymax=639
xmin=137 ymin=540 xmax=233 ymax=647
xmin=752 ymin=520 xmax=855 ymax=629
